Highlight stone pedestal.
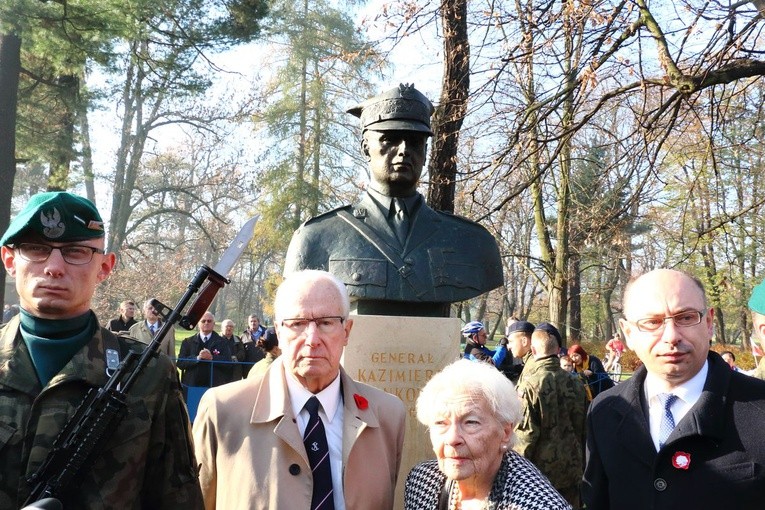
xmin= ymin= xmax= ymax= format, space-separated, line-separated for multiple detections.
xmin=342 ymin=314 xmax=460 ymax=510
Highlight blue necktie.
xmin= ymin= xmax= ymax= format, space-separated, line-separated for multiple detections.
xmin=658 ymin=393 xmax=679 ymax=449
xmin=303 ymin=396 xmax=334 ymax=510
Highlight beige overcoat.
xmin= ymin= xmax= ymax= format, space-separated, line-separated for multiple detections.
xmin=192 ymin=357 xmax=406 ymax=510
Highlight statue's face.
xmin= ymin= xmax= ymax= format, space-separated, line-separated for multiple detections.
xmin=364 ymin=130 xmax=427 ymax=196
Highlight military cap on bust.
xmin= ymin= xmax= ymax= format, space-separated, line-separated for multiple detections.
xmin=0 ymin=191 xmax=105 ymax=246
xmin=347 ymin=83 xmax=434 ymax=135
xmin=749 ymin=279 xmax=765 ymax=314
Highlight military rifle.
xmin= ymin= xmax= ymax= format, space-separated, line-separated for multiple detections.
xmin=23 ymin=216 xmax=258 ymax=507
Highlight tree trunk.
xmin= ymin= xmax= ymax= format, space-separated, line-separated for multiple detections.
xmin=427 ymin=0 xmax=468 ymax=213
xmin=0 ymin=33 xmax=21 ymax=307
xmin=47 ymin=74 xmax=78 ymax=191
xmin=568 ymin=252 xmax=581 ymax=343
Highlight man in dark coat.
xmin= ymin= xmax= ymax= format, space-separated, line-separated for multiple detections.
xmin=583 ymin=269 xmax=765 ymax=510
xmin=177 ymin=311 xmax=232 ymax=393
xmin=284 ymin=83 xmax=503 ymax=317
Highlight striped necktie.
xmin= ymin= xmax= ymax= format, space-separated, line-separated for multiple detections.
xmin=303 ymin=396 xmax=334 ymax=510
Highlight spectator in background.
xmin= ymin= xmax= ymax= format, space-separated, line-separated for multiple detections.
xmin=514 ymin=323 xmax=587 ymax=508
xmin=177 ymin=311 xmax=232 ymax=398
xmin=129 ymin=298 xmax=176 ymax=362
xmin=568 ymin=343 xmax=614 ymax=398
xmin=106 ymin=299 xmax=137 ymax=333
xmin=241 ymin=314 xmax=266 ymax=373
xmin=561 ymin=354 xmax=593 ymax=402
xmin=462 ymin=321 xmax=509 ymax=366
xmin=498 ymin=320 xmax=535 ymax=384
xmin=720 ymin=350 xmax=741 ymax=372
xmin=603 ymin=333 xmax=626 ymax=376
xmin=247 ymin=327 xmax=281 ymax=379
xmin=221 ymin=319 xmax=245 ymax=380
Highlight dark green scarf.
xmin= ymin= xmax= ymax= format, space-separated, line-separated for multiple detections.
xmin=19 ymin=308 xmax=95 ymax=387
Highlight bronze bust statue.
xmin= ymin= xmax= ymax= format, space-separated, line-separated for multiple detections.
xmin=284 ymin=84 xmax=503 ymax=317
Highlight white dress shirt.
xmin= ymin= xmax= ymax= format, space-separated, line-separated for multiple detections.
xmin=645 ymin=360 xmax=708 ymax=451
xmin=286 ymin=369 xmax=345 ymax=510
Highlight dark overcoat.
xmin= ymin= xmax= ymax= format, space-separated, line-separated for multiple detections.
xmin=583 ymin=351 xmax=765 ymax=510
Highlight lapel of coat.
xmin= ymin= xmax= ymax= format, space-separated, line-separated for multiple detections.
xmin=668 ymin=353 xmax=728 ymax=445
xmin=251 ymin=359 xmax=309 ymax=465
xmin=356 ymin=193 xmax=400 ymax=249
xmin=404 ymin=201 xmax=441 ymax=254
xmin=613 ymin=367 xmax=656 ymax=468
xmin=340 ymin=369 xmax=380 ymax=463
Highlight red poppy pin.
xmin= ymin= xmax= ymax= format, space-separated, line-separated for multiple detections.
xmin=672 ymin=451 xmax=691 ymax=470
xmin=353 ymin=393 xmax=368 ymax=410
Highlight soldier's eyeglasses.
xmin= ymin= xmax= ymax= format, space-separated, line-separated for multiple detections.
xmin=11 ymin=243 xmax=105 ymax=265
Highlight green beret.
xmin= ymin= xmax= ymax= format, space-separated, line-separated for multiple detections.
xmin=347 ymin=83 xmax=434 ymax=135
xmin=1 ymin=192 xmax=105 ymax=246
xmin=749 ymin=278 xmax=765 ymax=314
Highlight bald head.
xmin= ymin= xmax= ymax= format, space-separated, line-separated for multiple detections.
xmin=623 ymin=269 xmax=708 ymax=319
xmin=619 ymin=269 xmax=713 ymax=389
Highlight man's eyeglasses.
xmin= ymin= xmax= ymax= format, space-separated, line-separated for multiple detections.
xmin=11 ymin=243 xmax=105 ymax=265
xmin=281 ymin=316 xmax=345 ymax=334
xmin=200 ymin=319 xmax=214 ymax=323
xmin=629 ymin=310 xmax=705 ymax=332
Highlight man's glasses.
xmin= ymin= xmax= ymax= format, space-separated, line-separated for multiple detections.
xmin=281 ymin=316 xmax=345 ymax=334
xmin=629 ymin=310 xmax=705 ymax=332
xmin=200 ymin=319 xmax=214 ymax=323
xmin=11 ymin=243 xmax=105 ymax=265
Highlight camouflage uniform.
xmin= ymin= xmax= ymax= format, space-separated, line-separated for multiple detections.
xmin=514 ymin=355 xmax=587 ymax=508
xmin=0 ymin=315 xmax=202 ymax=509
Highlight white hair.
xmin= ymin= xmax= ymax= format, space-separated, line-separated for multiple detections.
xmin=416 ymin=359 xmax=522 ymax=443
xmin=274 ymin=270 xmax=350 ymax=322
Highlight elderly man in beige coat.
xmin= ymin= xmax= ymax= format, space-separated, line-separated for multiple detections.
xmin=192 ymin=270 xmax=406 ymax=510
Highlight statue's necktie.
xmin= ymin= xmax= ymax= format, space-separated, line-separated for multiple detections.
xmin=304 ymin=396 xmax=334 ymax=510
xmin=657 ymin=393 xmax=679 ymax=448
xmin=392 ymin=198 xmax=409 ymax=243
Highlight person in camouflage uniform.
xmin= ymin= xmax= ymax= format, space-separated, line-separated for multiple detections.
xmin=0 ymin=192 xmax=202 ymax=509
xmin=513 ymin=323 xmax=587 ymax=509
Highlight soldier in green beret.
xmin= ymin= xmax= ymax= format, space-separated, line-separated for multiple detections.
xmin=284 ymin=83 xmax=503 ymax=317
xmin=748 ymin=279 xmax=765 ymax=380
xmin=0 ymin=192 xmax=202 ymax=508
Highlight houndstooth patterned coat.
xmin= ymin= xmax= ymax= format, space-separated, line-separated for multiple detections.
xmin=404 ymin=451 xmax=572 ymax=510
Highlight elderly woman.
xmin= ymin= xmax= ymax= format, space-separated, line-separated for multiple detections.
xmin=405 ymin=359 xmax=570 ymax=510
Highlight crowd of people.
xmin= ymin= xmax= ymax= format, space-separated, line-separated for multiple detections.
xmin=102 ymin=300 xmax=279 ymax=395
xmin=4 ymin=79 xmax=765 ymax=509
